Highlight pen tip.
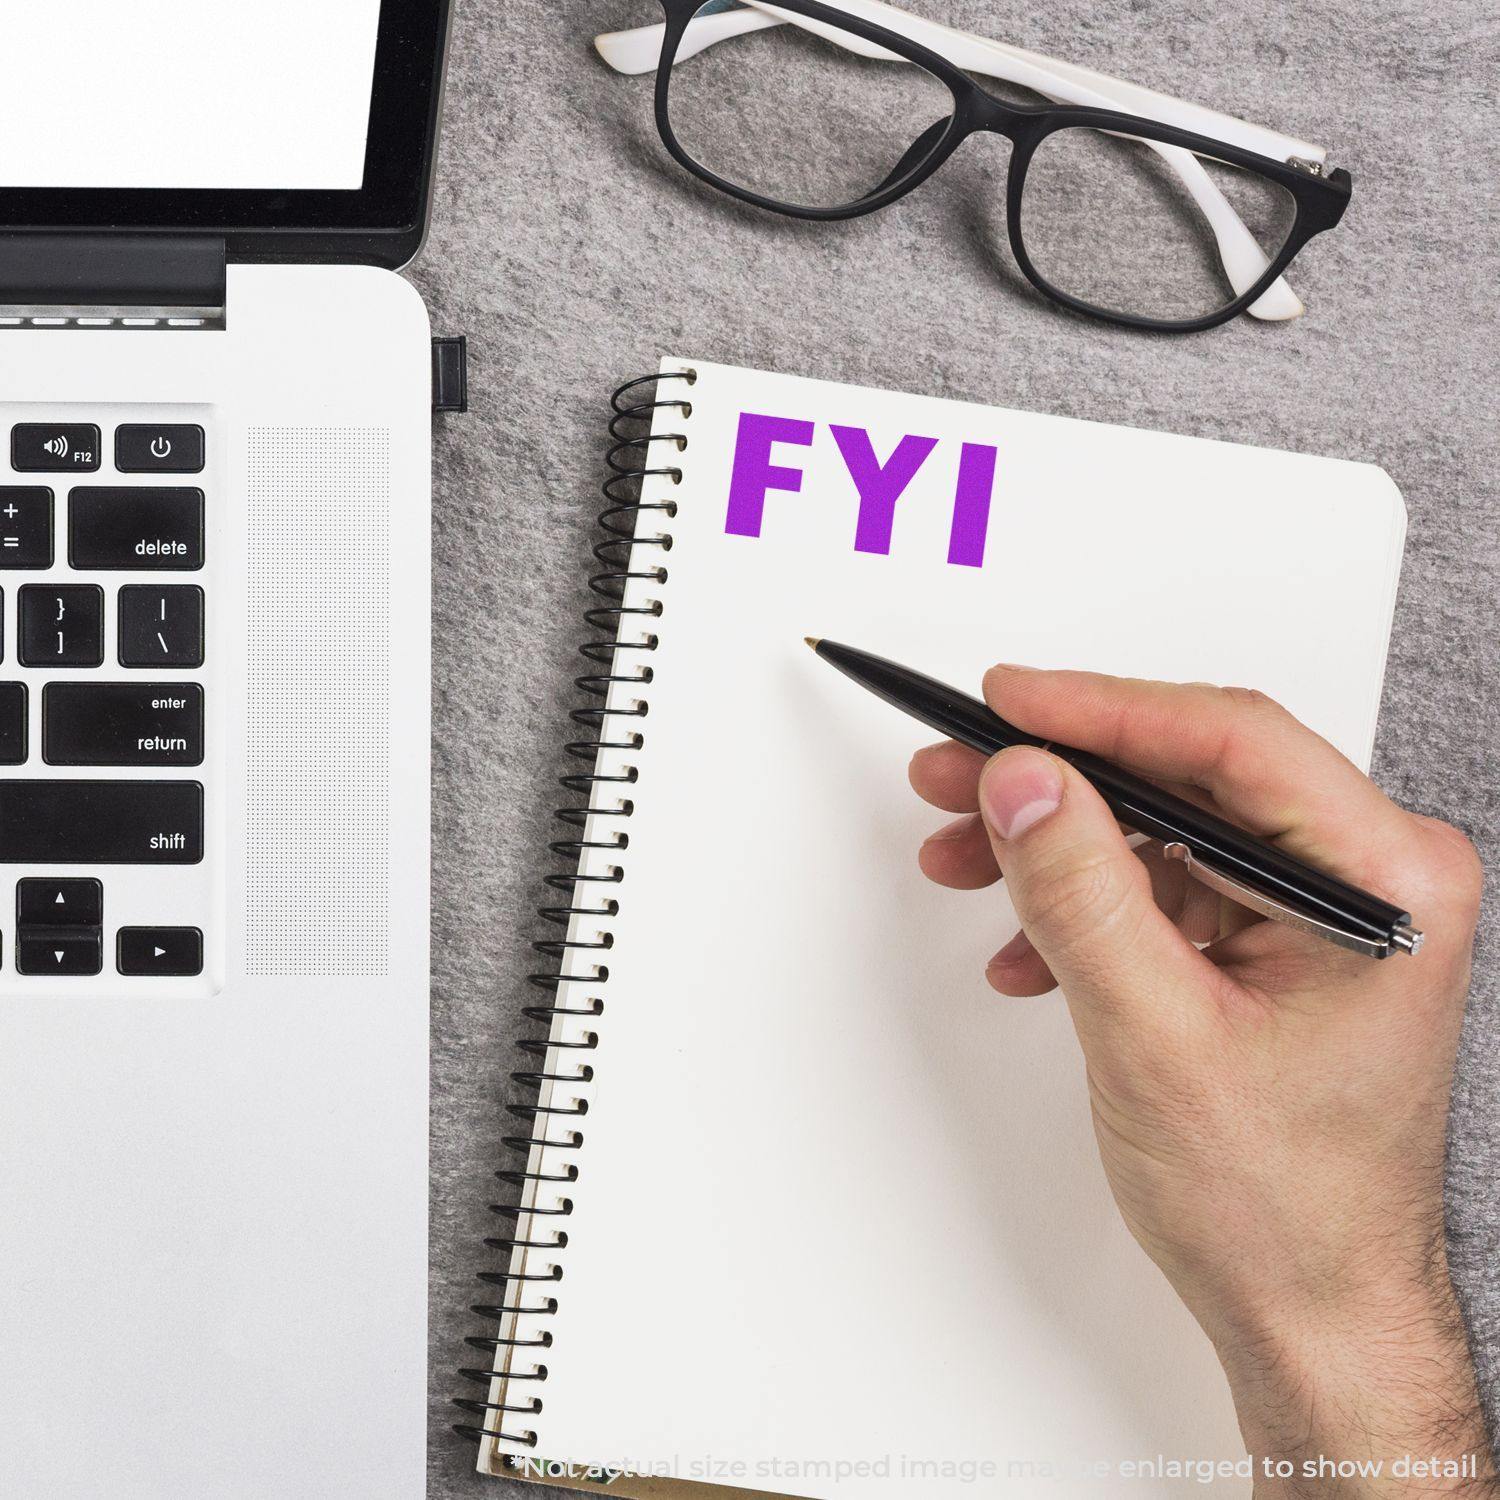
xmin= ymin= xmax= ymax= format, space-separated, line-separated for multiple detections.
xmin=804 ymin=636 xmax=821 ymax=650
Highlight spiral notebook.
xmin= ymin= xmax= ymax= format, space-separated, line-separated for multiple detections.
xmin=462 ymin=359 xmax=1407 ymax=1498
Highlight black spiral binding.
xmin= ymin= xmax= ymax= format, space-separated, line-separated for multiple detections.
xmin=453 ymin=370 xmax=695 ymax=1455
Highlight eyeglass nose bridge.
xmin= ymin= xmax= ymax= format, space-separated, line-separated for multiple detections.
xmin=952 ymin=88 xmax=1053 ymax=152
xmin=909 ymin=88 xmax=1050 ymax=207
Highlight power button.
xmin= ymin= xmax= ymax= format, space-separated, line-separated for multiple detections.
xmin=115 ymin=424 xmax=205 ymax=474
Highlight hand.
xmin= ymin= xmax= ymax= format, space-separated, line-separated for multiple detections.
xmin=909 ymin=665 xmax=1495 ymax=1497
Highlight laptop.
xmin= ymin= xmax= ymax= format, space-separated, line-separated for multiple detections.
xmin=0 ymin=4 xmax=451 ymax=1495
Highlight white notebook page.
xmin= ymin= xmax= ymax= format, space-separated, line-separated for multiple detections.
xmin=486 ymin=359 xmax=1406 ymax=1498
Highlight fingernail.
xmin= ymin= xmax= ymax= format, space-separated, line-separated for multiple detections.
xmin=923 ymin=813 xmax=977 ymax=844
xmin=987 ymin=929 xmax=1034 ymax=969
xmin=980 ymin=749 xmax=1063 ymax=840
xmin=983 ymin=663 xmax=1038 ymax=700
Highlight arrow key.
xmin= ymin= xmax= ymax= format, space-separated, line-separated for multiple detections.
xmin=117 ymin=926 xmax=202 ymax=977
xmin=18 ymin=930 xmax=102 ymax=976
xmin=18 ymin=877 xmax=103 ymax=927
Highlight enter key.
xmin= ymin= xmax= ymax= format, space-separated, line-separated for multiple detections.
xmin=43 ymin=683 xmax=203 ymax=766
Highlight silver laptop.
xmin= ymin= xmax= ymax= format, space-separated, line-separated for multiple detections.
xmin=0 ymin=4 xmax=450 ymax=1494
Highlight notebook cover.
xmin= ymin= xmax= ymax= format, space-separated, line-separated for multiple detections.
xmin=471 ymin=358 xmax=1406 ymax=1498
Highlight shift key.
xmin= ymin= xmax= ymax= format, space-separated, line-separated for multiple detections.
xmin=0 ymin=780 xmax=202 ymax=863
xmin=69 ymin=488 xmax=203 ymax=570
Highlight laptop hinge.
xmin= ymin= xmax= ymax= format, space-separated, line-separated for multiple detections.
xmin=0 ymin=234 xmax=226 ymax=330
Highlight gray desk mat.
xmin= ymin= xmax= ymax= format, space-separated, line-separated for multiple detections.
xmin=412 ymin=3 xmax=1499 ymax=1493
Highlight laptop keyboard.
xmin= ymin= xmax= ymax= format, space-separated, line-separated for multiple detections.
xmin=0 ymin=406 xmax=216 ymax=987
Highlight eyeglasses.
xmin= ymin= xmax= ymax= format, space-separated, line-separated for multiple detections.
xmin=595 ymin=0 xmax=1351 ymax=332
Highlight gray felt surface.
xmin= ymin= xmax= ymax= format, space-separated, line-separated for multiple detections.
xmin=409 ymin=2 xmax=1499 ymax=1494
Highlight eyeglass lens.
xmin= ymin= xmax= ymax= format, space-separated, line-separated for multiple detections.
xmin=1019 ymin=128 xmax=1298 ymax=322
xmin=665 ymin=2 xmax=956 ymax=212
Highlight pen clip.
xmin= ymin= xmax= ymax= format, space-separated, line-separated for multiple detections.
xmin=1160 ymin=842 xmax=1395 ymax=959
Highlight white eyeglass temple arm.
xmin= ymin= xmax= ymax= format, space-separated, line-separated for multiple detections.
xmin=598 ymin=3 xmax=1321 ymax=162
xmin=595 ymin=2 xmax=1325 ymax=320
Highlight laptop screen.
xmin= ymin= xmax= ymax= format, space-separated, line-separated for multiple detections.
xmin=0 ymin=0 xmax=448 ymax=266
xmin=0 ymin=1 xmax=381 ymax=191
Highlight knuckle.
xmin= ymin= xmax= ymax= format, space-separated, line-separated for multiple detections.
xmin=1210 ymin=687 xmax=1295 ymax=788
xmin=1399 ymin=816 xmax=1484 ymax=915
xmin=1427 ymin=823 xmax=1485 ymax=907
xmin=1217 ymin=684 xmax=1286 ymax=718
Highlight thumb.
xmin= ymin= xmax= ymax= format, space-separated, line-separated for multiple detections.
xmin=977 ymin=745 xmax=1217 ymax=1037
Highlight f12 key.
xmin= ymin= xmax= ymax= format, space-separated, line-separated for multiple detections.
xmin=11 ymin=424 xmax=100 ymax=473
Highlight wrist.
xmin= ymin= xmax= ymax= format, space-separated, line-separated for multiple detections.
xmin=1211 ymin=1265 xmax=1497 ymax=1496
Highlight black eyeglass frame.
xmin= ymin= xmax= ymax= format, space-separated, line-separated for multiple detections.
xmin=650 ymin=0 xmax=1352 ymax=332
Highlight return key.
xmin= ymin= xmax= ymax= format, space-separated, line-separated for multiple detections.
xmin=43 ymin=683 xmax=203 ymax=766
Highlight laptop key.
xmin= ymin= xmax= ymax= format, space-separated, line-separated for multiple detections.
xmin=17 ymin=930 xmax=103 ymax=976
xmin=69 ymin=488 xmax=204 ymax=571
xmin=43 ymin=683 xmax=203 ymax=766
xmin=0 ymin=780 xmax=202 ymax=863
xmin=0 ymin=683 xmax=26 ymax=764
xmin=19 ymin=585 xmax=104 ymax=667
xmin=115 ymin=425 xmax=205 ymax=475
xmin=117 ymin=926 xmax=203 ymax=977
xmin=0 ymin=489 xmax=54 ymax=569
xmin=17 ymin=877 xmax=102 ymax=926
xmin=118 ymin=585 xmax=204 ymax=668
xmin=11 ymin=423 xmax=100 ymax=474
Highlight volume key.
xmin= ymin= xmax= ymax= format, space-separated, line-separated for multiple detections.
xmin=11 ymin=424 xmax=101 ymax=473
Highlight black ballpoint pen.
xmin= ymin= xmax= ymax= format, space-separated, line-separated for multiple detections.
xmin=806 ymin=637 xmax=1423 ymax=960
